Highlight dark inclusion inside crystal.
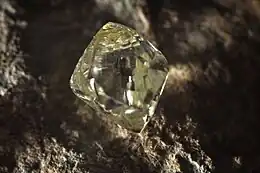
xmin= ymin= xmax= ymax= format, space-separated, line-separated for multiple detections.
xmin=89 ymin=48 xmax=137 ymax=105
xmin=87 ymin=40 xmax=167 ymax=110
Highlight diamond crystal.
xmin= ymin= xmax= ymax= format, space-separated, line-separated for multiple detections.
xmin=70 ymin=22 xmax=169 ymax=132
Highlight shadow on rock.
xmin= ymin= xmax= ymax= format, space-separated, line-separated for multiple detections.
xmin=153 ymin=1 xmax=260 ymax=173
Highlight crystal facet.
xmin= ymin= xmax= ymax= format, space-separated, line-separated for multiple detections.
xmin=70 ymin=22 xmax=169 ymax=132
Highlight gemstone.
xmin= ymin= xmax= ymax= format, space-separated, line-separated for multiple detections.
xmin=70 ymin=22 xmax=169 ymax=132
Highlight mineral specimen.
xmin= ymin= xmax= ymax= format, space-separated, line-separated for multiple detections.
xmin=70 ymin=22 xmax=169 ymax=132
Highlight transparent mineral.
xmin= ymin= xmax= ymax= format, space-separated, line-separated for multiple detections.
xmin=70 ymin=22 xmax=169 ymax=132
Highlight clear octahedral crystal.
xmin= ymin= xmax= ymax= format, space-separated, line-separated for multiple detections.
xmin=70 ymin=22 xmax=169 ymax=132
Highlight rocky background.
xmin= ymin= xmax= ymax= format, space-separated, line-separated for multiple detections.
xmin=1 ymin=0 xmax=260 ymax=172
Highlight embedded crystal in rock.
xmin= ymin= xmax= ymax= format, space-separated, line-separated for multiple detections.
xmin=70 ymin=22 xmax=169 ymax=132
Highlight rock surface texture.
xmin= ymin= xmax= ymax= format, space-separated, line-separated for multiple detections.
xmin=1 ymin=0 xmax=260 ymax=173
